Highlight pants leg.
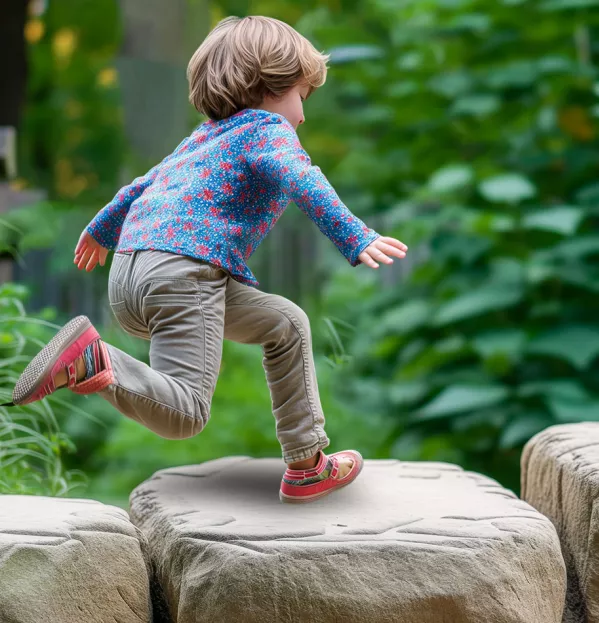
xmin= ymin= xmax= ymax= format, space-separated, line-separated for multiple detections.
xmin=224 ymin=277 xmax=330 ymax=463
xmin=96 ymin=251 xmax=227 ymax=439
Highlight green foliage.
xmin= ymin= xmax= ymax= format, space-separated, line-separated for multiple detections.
xmin=19 ymin=0 xmax=123 ymax=204
xmin=0 ymin=283 xmax=87 ymax=495
xmin=9 ymin=0 xmax=599 ymax=504
xmin=314 ymin=0 xmax=599 ymax=493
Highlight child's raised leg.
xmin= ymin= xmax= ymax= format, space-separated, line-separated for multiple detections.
xmin=8 ymin=251 xmax=228 ymax=442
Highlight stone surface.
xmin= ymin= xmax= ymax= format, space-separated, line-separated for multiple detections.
xmin=0 ymin=495 xmax=153 ymax=622
xmin=130 ymin=457 xmax=566 ymax=623
xmin=522 ymin=422 xmax=599 ymax=623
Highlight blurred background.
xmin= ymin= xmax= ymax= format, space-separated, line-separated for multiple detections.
xmin=1 ymin=0 xmax=599 ymax=510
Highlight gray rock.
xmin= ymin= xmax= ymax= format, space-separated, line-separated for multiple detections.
xmin=522 ymin=422 xmax=599 ymax=623
xmin=130 ymin=457 xmax=565 ymax=623
xmin=0 ymin=495 xmax=153 ymax=622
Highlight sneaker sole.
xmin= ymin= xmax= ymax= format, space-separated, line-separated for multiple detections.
xmin=12 ymin=315 xmax=93 ymax=405
xmin=279 ymin=451 xmax=364 ymax=504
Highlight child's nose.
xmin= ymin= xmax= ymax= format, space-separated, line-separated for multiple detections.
xmin=298 ymin=116 xmax=305 ymax=125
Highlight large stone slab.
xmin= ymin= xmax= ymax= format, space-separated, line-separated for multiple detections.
xmin=130 ymin=457 xmax=566 ymax=623
xmin=0 ymin=495 xmax=153 ymax=623
xmin=522 ymin=422 xmax=599 ymax=622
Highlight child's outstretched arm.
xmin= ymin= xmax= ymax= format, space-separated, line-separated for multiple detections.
xmin=249 ymin=119 xmax=407 ymax=268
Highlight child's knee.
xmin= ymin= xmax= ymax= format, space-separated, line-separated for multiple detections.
xmin=276 ymin=298 xmax=311 ymax=338
xmin=159 ymin=399 xmax=210 ymax=440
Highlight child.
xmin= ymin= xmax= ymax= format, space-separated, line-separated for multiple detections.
xmin=4 ymin=16 xmax=408 ymax=504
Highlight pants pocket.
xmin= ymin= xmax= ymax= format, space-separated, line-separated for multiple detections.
xmin=108 ymin=280 xmax=146 ymax=338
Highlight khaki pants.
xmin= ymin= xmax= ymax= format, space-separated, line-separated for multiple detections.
xmin=99 ymin=250 xmax=330 ymax=463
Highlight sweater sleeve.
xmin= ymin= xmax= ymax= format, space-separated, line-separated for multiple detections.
xmin=86 ymin=137 xmax=188 ymax=250
xmin=248 ymin=119 xmax=380 ymax=266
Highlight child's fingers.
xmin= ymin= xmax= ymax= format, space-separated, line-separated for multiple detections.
xmin=74 ymin=243 xmax=87 ymax=264
xmin=380 ymin=236 xmax=408 ymax=252
xmin=75 ymin=252 xmax=86 ymax=270
xmin=368 ymin=245 xmax=394 ymax=265
xmin=77 ymin=248 xmax=93 ymax=270
xmin=375 ymin=240 xmax=407 ymax=259
xmin=384 ymin=237 xmax=408 ymax=251
xmin=85 ymin=249 xmax=99 ymax=272
xmin=74 ymin=239 xmax=88 ymax=255
xmin=359 ymin=251 xmax=379 ymax=268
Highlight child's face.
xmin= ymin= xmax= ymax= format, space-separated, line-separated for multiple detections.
xmin=259 ymin=82 xmax=309 ymax=130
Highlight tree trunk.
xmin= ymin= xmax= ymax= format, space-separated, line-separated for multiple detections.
xmin=0 ymin=0 xmax=28 ymax=128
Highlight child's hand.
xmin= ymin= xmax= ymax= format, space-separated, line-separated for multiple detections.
xmin=358 ymin=236 xmax=408 ymax=269
xmin=74 ymin=230 xmax=109 ymax=272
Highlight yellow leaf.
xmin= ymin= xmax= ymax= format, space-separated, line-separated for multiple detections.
xmin=24 ymin=19 xmax=44 ymax=44
xmin=97 ymin=68 xmax=118 ymax=88
xmin=52 ymin=28 xmax=77 ymax=60
xmin=558 ymin=106 xmax=595 ymax=142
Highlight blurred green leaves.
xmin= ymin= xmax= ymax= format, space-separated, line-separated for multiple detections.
xmin=478 ymin=174 xmax=537 ymax=205
xmin=313 ymin=0 xmax=599 ymax=494
xmin=0 ymin=283 xmax=87 ymax=496
xmin=6 ymin=0 xmax=599 ymax=502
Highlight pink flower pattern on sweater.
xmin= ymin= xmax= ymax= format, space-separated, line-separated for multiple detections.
xmin=87 ymin=108 xmax=380 ymax=287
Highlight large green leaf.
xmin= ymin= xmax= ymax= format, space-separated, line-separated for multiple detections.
xmin=527 ymin=326 xmax=599 ymax=369
xmin=396 ymin=336 xmax=469 ymax=380
xmin=556 ymin=267 xmax=599 ymax=293
xmin=428 ymin=71 xmax=473 ymax=98
xmin=447 ymin=13 xmax=491 ymax=33
xmin=388 ymin=381 xmax=429 ymax=406
xmin=414 ymin=385 xmax=510 ymax=421
xmin=483 ymin=61 xmax=538 ymax=89
xmin=429 ymin=366 xmax=495 ymax=387
xmin=518 ymin=379 xmax=592 ymax=401
xmin=432 ymin=232 xmax=492 ymax=264
xmin=471 ymin=211 xmax=515 ymax=233
xmin=328 ymin=45 xmax=385 ymax=64
xmin=498 ymin=413 xmax=554 ymax=449
xmin=428 ymin=164 xmax=474 ymax=194
xmin=379 ymin=300 xmax=432 ymax=335
xmin=523 ymin=205 xmax=585 ymax=235
xmin=541 ymin=0 xmax=599 ymax=10
xmin=551 ymin=236 xmax=599 ymax=260
xmin=478 ymin=174 xmax=537 ymax=204
xmin=525 ymin=258 xmax=559 ymax=285
xmin=451 ymin=94 xmax=500 ymax=117
xmin=396 ymin=338 xmax=428 ymax=366
xmin=547 ymin=397 xmax=599 ymax=422
xmin=433 ymin=284 xmax=524 ymax=326
xmin=451 ymin=409 xmax=507 ymax=433
xmin=577 ymin=182 xmax=599 ymax=205
xmin=537 ymin=57 xmax=573 ymax=74
xmin=471 ymin=329 xmax=527 ymax=360
xmin=488 ymin=257 xmax=526 ymax=282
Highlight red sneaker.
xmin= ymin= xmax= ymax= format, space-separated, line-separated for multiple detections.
xmin=279 ymin=449 xmax=363 ymax=504
xmin=3 ymin=315 xmax=113 ymax=407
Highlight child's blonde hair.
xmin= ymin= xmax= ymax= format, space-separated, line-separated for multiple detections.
xmin=187 ymin=16 xmax=329 ymax=121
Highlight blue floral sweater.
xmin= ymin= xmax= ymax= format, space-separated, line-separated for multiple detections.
xmin=87 ymin=108 xmax=380 ymax=287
